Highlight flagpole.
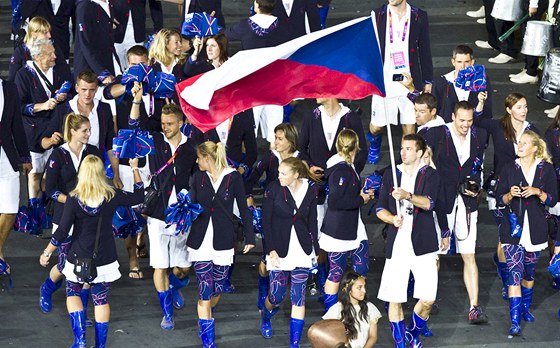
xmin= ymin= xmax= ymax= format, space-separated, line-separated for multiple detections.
xmin=383 ymin=98 xmax=401 ymax=217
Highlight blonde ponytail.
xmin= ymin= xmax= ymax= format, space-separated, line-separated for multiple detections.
xmin=335 ymin=129 xmax=360 ymax=164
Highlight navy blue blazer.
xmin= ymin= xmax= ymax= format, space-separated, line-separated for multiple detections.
xmin=432 ymin=75 xmax=493 ymax=123
xmin=187 ymin=170 xmax=255 ymax=250
xmin=53 ymin=185 xmax=144 ymax=266
xmin=0 ymin=80 xmax=31 ymax=172
xmin=225 ymin=16 xmax=290 ymax=50
xmin=263 ymin=180 xmax=319 ymax=258
xmin=112 ymin=0 xmax=147 ymax=43
xmin=190 ymin=110 xmax=257 ymax=170
xmin=475 ymin=117 xmax=540 ymax=176
xmin=272 ymin=0 xmax=320 ymax=39
xmin=44 ymin=101 xmax=115 ymax=153
xmin=14 ymin=64 xmax=72 ymax=153
xmin=147 ymin=133 xmax=197 ymax=220
xmin=245 ymin=151 xmax=302 ymax=196
xmin=298 ymin=108 xmax=367 ymax=175
xmin=8 ymin=44 xmax=71 ymax=84
xmin=423 ymin=125 xmax=488 ymax=213
xmin=74 ymin=0 xmax=120 ymax=76
xmin=321 ymin=161 xmax=364 ymax=241
xmin=497 ymin=160 xmax=558 ymax=245
xmin=183 ymin=0 xmax=225 ymax=28
xmin=45 ymin=144 xmax=103 ymax=224
xmin=545 ymin=128 xmax=560 ymax=173
xmin=375 ymin=165 xmax=440 ymax=258
xmin=374 ymin=4 xmax=433 ymax=89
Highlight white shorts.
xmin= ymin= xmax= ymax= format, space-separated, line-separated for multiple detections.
xmin=0 ymin=175 xmax=20 ymax=213
xmin=253 ymin=105 xmax=284 ymax=142
xmin=30 ymin=149 xmax=53 ymax=173
xmin=147 ymin=217 xmax=191 ymax=269
xmin=370 ymin=94 xmax=415 ymax=127
xmin=378 ymin=248 xmax=438 ymax=303
xmin=446 ymin=198 xmax=478 ymax=254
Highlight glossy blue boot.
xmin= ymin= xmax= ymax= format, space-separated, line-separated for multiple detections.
xmin=319 ymin=6 xmax=330 ymax=29
xmin=406 ymin=311 xmax=427 ymax=348
xmin=223 ymin=262 xmax=236 ymax=293
xmin=420 ymin=323 xmax=433 ymax=337
xmin=494 ymin=253 xmax=509 ymax=300
xmin=290 ymin=318 xmax=305 ymax=348
xmin=257 ymin=275 xmax=269 ymax=310
xmin=69 ymin=310 xmax=86 ymax=348
xmin=316 ymin=262 xmax=327 ymax=302
xmin=39 ymin=276 xmax=62 ymax=313
xmin=260 ymin=306 xmax=279 ymax=338
xmin=390 ymin=320 xmax=406 ymax=348
xmin=323 ymin=293 xmax=338 ymax=313
xmin=158 ymin=290 xmax=174 ymax=330
xmin=168 ymin=273 xmax=189 ymax=310
xmin=509 ymin=297 xmax=521 ymax=336
xmin=366 ymin=132 xmax=382 ymax=164
xmin=521 ymin=286 xmax=535 ymax=322
xmin=198 ymin=318 xmax=216 ymax=348
xmin=94 ymin=322 xmax=108 ymax=348
xmin=80 ymin=288 xmax=93 ymax=327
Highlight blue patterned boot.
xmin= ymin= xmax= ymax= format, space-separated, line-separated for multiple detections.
xmin=494 ymin=253 xmax=509 ymax=300
xmin=521 ymin=286 xmax=535 ymax=322
xmin=69 ymin=310 xmax=87 ymax=348
xmin=290 ymin=318 xmax=305 ymax=348
xmin=406 ymin=311 xmax=427 ymax=348
xmin=39 ymin=276 xmax=62 ymax=313
xmin=198 ymin=318 xmax=216 ymax=348
xmin=390 ymin=320 xmax=406 ymax=348
xmin=366 ymin=132 xmax=382 ymax=164
xmin=260 ymin=306 xmax=279 ymax=338
xmin=94 ymin=322 xmax=108 ymax=348
xmin=168 ymin=273 xmax=189 ymax=310
xmin=323 ymin=293 xmax=338 ymax=313
xmin=509 ymin=297 xmax=521 ymax=336
xmin=257 ymin=275 xmax=269 ymax=310
xmin=316 ymin=262 xmax=328 ymax=302
xmin=158 ymin=290 xmax=174 ymax=330
xmin=80 ymin=288 xmax=93 ymax=327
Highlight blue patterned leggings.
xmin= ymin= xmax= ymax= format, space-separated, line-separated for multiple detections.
xmin=327 ymin=240 xmax=369 ymax=283
xmin=193 ymin=261 xmax=230 ymax=301
xmin=66 ymin=281 xmax=110 ymax=306
xmin=268 ymin=268 xmax=309 ymax=307
xmin=502 ymin=244 xmax=540 ymax=287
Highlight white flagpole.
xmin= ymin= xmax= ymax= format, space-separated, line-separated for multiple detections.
xmin=383 ymin=98 xmax=401 ymax=217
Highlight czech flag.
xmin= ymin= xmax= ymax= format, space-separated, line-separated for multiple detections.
xmin=176 ymin=14 xmax=385 ymax=132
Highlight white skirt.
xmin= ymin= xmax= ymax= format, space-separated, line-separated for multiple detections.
xmin=62 ymin=259 xmax=121 ymax=284
xmin=0 ymin=175 xmax=20 ymax=214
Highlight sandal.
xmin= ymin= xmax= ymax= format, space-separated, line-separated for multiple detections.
xmin=136 ymin=243 xmax=148 ymax=258
xmin=128 ymin=268 xmax=144 ymax=279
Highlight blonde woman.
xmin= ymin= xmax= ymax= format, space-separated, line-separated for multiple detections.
xmin=187 ymin=141 xmax=255 ymax=347
xmin=497 ymin=130 xmax=558 ymax=336
xmin=149 ymin=28 xmax=186 ymax=79
xmin=39 ymin=155 xmax=144 ymax=348
xmin=319 ymin=129 xmax=374 ymax=313
xmin=8 ymin=16 xmax=71 ymax=82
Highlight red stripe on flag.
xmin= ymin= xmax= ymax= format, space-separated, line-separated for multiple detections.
xmin=176 ymin=60 xmax=383 ymax=133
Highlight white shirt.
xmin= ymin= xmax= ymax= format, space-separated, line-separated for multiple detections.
xmin=394 ymin=163 xmax=424 ymax=251
xmin=51 ymin=0 xmax=62 ymax=14
xmin=92 ymin=0 xmax=110 ymax=17
xmin=417 ymin=115 xmax=445 ymax=133
xmin=162 ymin=132 xmax=189 ymax=206
xmin=69 ymin=95 xmax=101 ymax=148
xmin=513 ymin=121 xmax=530 ymax=155
xmin=61 ymin=143 xmax=86 ymax=172
xmin=323 ymin=302 xmax=382 ymax=348
xmin=320 ymin=104 xmax=349 ymax=150
xmin=445 ymin=70 xmax=470 ymax=102
xmin=383 ymin=4 xmax=412 ymax=98
xmin=446 ymin=123 xmax=471 ymax=166
xmin=215 ymin=117 xmax=232 ymax=144
xmin=282 ymin=0 xmax=294 ymax=16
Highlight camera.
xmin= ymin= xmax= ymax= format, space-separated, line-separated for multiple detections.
xmin=392 ymin=73 xmax=404 ymax=81
xmin=459 ymin=176 xmax=480 ymax=195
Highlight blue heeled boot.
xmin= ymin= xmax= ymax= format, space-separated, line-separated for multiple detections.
xmin=39 ymin=276 xmax=62 ymax=313
xmin=94 ymin=322 xmax=109 ymax=348
xmin=316 ymin=262 xmax=328 ymax=302
xmin=509 ymin=297 xmax=521 ymax=336
xmin=198 ymin=318 xmax=216 ymax=348
xmin=223 ymin=262 xmax=236 ymax=293
xmin=493 ymin=253 xmax=509 ymax=300
xmin=80 ymin=288 xmax=93 ymax=327
xmin=168 ymin=273 xmax=189 ymax=310
xmin=521 ymin=286 xmax=535 ymax=322
xmin=406 ymin=311 xmax=427 ymax=348
xmin=290 ymin=318 xmax=305 ymax=348
xmin=260 ymin=306 xmax=279 ymax=338
xmin=257 ymin=275 xmax=269 ymax=310
xmin=158 ymin=290 xmax=174 ymax=330
xmin=323 ymin=293 xmax=338 ymax=313
xmin=366 ymin=132 xmax=382 ymax=164
xmin=69 ymin=310 xmax=87 ymax=348
xmin=390 ymin=320 xmax=406 ymax=348
xmin=319 ymin=5 xmax=330 ymax=29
